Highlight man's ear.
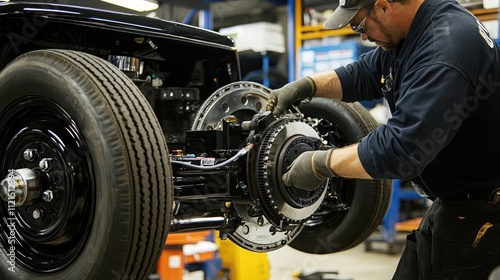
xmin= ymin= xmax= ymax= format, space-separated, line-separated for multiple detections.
xmin=374 ymin=0 xmax=392 ymax=14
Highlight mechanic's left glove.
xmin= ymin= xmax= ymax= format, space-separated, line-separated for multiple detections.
xmin=282 ymin=149 xmax=337 ymax=191
xmin=266 ymin=76 xmax=316 ymax=116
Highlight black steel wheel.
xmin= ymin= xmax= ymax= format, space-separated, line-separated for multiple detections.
xmin=288 ymin=98 xmax=391 ymax=254
xmin=0 ymin=50 xmax=173 ymax=279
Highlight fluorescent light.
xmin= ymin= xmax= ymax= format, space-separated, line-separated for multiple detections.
xmin=101 ymin=0 xmax=159 ymax=12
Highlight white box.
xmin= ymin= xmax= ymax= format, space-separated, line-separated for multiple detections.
xmin=219 ymin=22 xmax=285 ymax=54
xmin=483 ymin=0 xmax=498 ymax=9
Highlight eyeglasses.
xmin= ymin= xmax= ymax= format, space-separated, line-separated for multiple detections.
xmin=350 ymin=5 xmax=373 ymax=34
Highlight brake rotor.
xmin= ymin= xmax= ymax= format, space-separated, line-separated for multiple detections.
xmin=248 ymin=118 xmax=328 ymax=226
xmin=230 ymin=118 xmax=328 ymax=252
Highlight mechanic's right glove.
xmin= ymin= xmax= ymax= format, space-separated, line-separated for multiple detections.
xmin=282 ymin=149 xmax=337 ymax=191
xmin=266 ymin=76 xmax=317 ymax=116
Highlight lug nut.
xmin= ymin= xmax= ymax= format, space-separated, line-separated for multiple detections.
xmin=23 ymin=149 xmax=37 ymax=161
xmin=42 ymin=190 xmax=54 ymax=202
xmin=39 ymin=158 xmax=53 ymax=172
xmin=32 ymin=208 xmax=43 ymax=220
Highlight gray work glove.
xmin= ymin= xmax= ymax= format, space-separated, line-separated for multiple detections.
xmin=266 ymin=76 xmax=317 ymax=116
xmin=282 ymin=149 xmax=337 ymax=191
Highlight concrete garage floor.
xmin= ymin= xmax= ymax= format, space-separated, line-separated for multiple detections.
xmin=267 ymin=235 xmax=404 ymax=280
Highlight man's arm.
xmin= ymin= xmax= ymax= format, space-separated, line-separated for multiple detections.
xmin=309 ymin=70 xmax=344 ymax=100
xmin=330 ymin=144 xmax=372 ymax=179
xmin=308 ymin=71 xmax=372 ymax=179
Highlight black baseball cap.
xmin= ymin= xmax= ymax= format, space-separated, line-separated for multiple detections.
xmin=323 ymin=0 xmax=376 ymax=30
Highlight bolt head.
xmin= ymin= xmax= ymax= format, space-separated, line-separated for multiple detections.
xmin=32 ymin=209 xmax=42 ymax=220
xmin=39 ymin=158 xmax=53 ymax=172
xmin=257 ymin=216 xmax=264 ymax=226
xmin=42 ymin=190 xmax=54 ymax=202
xmin=23 ymin=150 xmax=32 ymax=161
xmin=242 ymin=225 xmax=250 ymax=235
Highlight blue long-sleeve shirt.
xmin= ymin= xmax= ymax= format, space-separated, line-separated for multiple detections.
xmin=335 ymin=0 xmax=500 ymax=197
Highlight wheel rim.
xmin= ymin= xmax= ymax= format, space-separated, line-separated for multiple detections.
xmin=0 ymin=96 xmax=95 ymax=273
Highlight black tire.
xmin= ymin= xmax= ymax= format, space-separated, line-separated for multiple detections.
xmin=0 ymin=50 xmax=173 ymax=279
xmin=289 ymin=98 xmax=391 ymax=254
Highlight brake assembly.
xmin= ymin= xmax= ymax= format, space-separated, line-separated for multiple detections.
xmin=184 ymin=82 xmax=330 ymax=252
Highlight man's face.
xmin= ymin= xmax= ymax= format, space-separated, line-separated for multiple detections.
xmin=350 ymin=2 xmax=402 ymax=51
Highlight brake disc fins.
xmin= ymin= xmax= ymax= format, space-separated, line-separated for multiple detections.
xmin=191 ymin=81 xmax=270 ymax=130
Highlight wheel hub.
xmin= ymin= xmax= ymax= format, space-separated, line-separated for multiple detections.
xmin=277 ymin=135 xmax=326 ymax=208
xmin=0 ymin=168 xmax=41 ymax=206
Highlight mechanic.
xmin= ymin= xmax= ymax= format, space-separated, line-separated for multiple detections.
xmin=266 ymin=0 xmax=500 ymax=278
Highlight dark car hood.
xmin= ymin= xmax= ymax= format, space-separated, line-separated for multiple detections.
xmin=0 ymin=2 xmax=236 ymax=50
